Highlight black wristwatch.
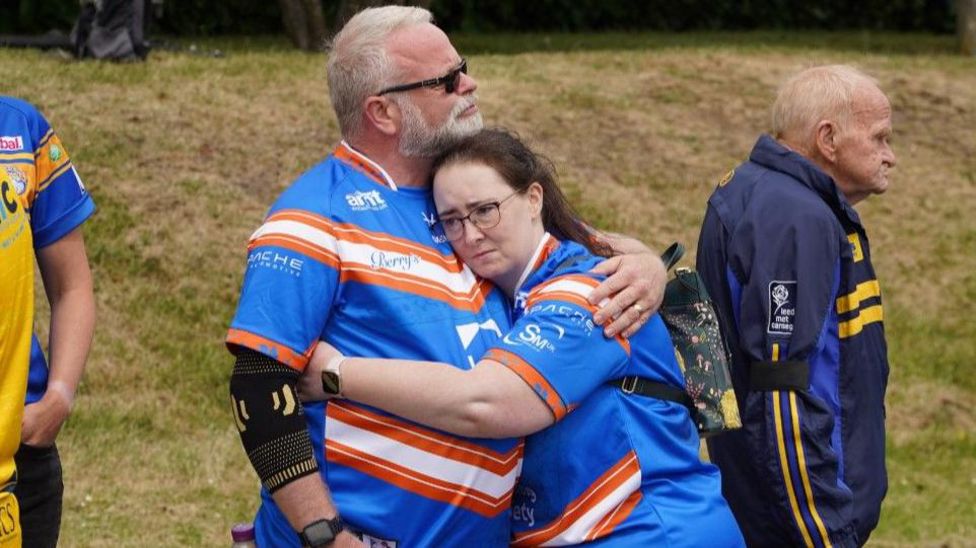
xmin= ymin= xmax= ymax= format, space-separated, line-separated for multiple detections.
xmin=299 ymin=515 xmax=344 ymax=547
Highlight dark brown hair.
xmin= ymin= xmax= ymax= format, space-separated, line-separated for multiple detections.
xmin=432 ymin=128 xmax=611 ymax=257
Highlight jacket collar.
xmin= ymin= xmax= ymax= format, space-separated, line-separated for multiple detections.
xmin=749 ymin=134 xmax=862 ymax=227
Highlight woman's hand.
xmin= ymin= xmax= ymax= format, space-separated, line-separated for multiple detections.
xmin=297 ymin=341 xmax=344 ymax=402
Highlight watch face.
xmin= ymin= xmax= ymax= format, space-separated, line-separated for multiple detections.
xmin=322 ymin=371 xmax=341 ymax=395
xmin=301 ymin=517 xmax=343 ymax=547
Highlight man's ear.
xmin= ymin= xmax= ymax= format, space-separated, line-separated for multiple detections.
xmin=364 ymin=96 xmax=399 ymax=137
xmin=814 ymin=120 xmax=839 ymax=163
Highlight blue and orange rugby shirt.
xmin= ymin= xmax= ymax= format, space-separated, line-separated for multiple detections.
xmin=491 ymin=235 xmax=743 ymax=547
xmin=228 ymin=142 xmax=521 ymax=547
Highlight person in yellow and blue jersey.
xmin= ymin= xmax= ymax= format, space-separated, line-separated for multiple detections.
xmin=0 ymin=123 xmax=34 ymax=548
xmin=696 ymin=66 xmax=895 ymax=547
xmin=0 ymin=96 xmax=97 ymax=548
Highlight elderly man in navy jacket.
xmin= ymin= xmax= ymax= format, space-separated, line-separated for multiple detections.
xmin=697 ymin=65 xmax=896 ymax=548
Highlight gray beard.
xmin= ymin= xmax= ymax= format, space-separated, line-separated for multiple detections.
xmin=397 ymin=97 xmax=483 ymax=159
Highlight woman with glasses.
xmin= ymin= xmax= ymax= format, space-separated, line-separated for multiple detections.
xmin=299 ymin=129 xmax=744 ymax=546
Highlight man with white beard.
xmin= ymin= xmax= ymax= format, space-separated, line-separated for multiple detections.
xmin=226 ymin=6 xmax=666 ymax=547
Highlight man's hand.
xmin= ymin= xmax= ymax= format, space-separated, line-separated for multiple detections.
xmin=333 ymin=530 xmax=365 ymax=547
xmin=589 ymin=253 xmax=667 ymax=339
xmin=297 ymin=341 xmax=344 ymax=402
xmin=21 ymin=391 xmax=72 ymax=447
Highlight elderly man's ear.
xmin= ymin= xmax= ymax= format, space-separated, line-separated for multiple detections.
xmin=814 ymin=120 xmax=840 ymax=163
xmin=364 ymin=96 xmax=400 ymax=137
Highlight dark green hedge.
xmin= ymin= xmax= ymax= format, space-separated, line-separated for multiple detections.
xmin=0 ymin=0 xmax=956 ymax=36
xmin=0 ymin=0 xmax=282 ymax=35
xmin=434 ymin=0 xmax=955 ymax=33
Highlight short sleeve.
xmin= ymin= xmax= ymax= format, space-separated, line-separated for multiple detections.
xmin=227 ymin=208 xmax=340 ymax=370
xmin=484 ymin=274 xmax=630 ymax=421
xmin=21 ymin=105 xmax=95 ymax=248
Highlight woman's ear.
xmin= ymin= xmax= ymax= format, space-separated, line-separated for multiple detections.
xmin=364 ymin=96 xmax=399 ymax=137
xmin=527 ymin=182 xmax=544 ymax=218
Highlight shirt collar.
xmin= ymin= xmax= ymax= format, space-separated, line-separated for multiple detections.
xmin=512 ymin=232 xmax=558 ymax=298
xmin=334 ymin=140 xmax=399 ymax=191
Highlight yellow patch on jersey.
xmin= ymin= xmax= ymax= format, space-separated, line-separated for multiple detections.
xmin=847 ymin=233 xmax=864 ymax=263
xmin=718 ymin=169 xmax=735 ymax=187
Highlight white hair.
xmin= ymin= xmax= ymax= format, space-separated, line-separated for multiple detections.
xmin=326 ymin=6 xmax=434 ymax=140
xmin=771 ymin=65 xmax=880 ymax=146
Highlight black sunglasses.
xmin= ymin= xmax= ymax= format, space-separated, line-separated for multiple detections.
xmin=378 ymin=58 xmax=467 ymax=96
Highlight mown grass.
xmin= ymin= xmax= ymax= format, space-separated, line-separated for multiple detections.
xmin=2 ymin=31 xmax=974 ymax=546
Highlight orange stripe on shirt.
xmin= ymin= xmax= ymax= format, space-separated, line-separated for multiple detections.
xmin=325 ymin=439 xmax=516 ymax=517
xmin=512 ymin=452 xmax=641 ymax=546
xmin=533 ymin=273 xmax=600 ymax=294
xmin=525 ymin=290 xmax=596 ymax=313
xmin=524 ymin=288 xmax=631 ymax=354
xmin=36 ymin=160 xmax=73 ymax=194
xmin=327 ymin=402 xmax=523 ymax=474
xmin=33 ymin=134 xmax=70 ymax=186
xmin=263 ymin=209 xmax=337 ymax=236
xmin=266 ymin=209 xmax=463 ymax=271
xmin=333 ymin=224 xmax=462 ymax=271
xmin=334 ymin=142 xmax=391 ymax=188
xmin=484 ymin=348 xmax=567 ymax=420
xmin=529 ymin=235 xmax=562 ymax=271
xmin=225 ymin=328 xmax=313 ymax=370
xmin=249 ymin=234 xmax=341 ymax=269
xmin=341 ymin=265 xmax=486 ymax=312
xmin=586 ymin=489 xmax=643 ymax=541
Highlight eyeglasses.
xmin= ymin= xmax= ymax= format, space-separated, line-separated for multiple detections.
xmin=378 ymin=58 xmax=468 ymax=95
xmin=431 ymin=190 xmax=520 ymax=242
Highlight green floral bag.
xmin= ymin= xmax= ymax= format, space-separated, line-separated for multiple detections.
xmin=658 ymin=243 xmax=742 ymax=437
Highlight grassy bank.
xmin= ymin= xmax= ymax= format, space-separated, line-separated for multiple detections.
xmin=2 ymin=31 xmax=973 ymax=545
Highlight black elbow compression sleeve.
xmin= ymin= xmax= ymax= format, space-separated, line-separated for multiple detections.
xmin=229 ymin=348 xmax=319 ymax=493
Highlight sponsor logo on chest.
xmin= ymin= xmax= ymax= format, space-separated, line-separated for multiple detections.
xmin=5 ymin=167 xmax=27 ymax=195
xmin=345 ymin=190 xmax=387 ymax=211
xmin=0 ymin=136 xmax=24 ymax=151
xmin=369 ymin=250 xmax=420 ymax=271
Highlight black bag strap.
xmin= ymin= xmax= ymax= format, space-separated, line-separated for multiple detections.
xmin=609 ymin=376 xmax=693 ymax=408
xmin=661 ymin=242 xmax=685 ymax=271
xmin=749 ymin=360 xmax=810 ymax=391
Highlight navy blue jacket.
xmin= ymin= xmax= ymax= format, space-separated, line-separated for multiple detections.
xmin=697 ymin=135 xmax=889 ymax=547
